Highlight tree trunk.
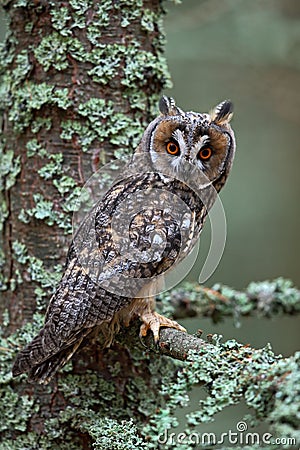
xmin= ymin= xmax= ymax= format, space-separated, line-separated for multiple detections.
xmin=0 ymin=1 xmax=172 ymax=447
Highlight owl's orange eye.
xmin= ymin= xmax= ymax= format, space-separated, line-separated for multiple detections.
xmin=166 ymin=141 xmax=180 ymax=156
xmin=198 ymin=147 xmax=212 ymax=160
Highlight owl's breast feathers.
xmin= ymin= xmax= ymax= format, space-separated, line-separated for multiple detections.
xmin=12 ymin=172 xmax=206 ymax=383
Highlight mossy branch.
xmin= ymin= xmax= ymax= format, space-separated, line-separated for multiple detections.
xmin=157 ymin=277 xmax=300 ymax=324
xmin=145 ymin=327 xmax=214 ymax=361
xmin=122 ymin=277 xmax=299 ymax=448
xmin=138 ymin=318 xmax=300 ymax=449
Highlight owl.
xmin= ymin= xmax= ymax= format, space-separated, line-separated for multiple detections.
xmin=12 ymin=96 xmax=236 ymax=384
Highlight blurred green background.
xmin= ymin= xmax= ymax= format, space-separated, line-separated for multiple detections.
xmin=163 ymin=0 xmax=300 ymax=438
xmin=164 ymin=0 xmax=300 ymax=291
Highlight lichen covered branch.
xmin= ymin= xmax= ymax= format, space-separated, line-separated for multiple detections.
xmin=157 ymin=277 xmax=300 ymax=324
xmin=141 ymin=324 xmax=300 ymax=449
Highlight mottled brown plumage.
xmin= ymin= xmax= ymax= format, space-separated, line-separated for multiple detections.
xmin=12 ymin=97 xmax=236 ymax=384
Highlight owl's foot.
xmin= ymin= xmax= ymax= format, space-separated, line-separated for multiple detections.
xmin=139 ymin=311 xmax=186 ymax=344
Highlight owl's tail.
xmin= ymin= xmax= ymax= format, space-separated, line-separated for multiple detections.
xmin=12 ymin=328 xmax=91 ymax=385
xmin=27 ymin=339 xmax=84 ymax=384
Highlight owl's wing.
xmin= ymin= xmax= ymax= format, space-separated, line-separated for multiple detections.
xmin=12 ymin=249 xmax=133 ymax=383
xmin=12 ymin=172 xmax=195 ymax=383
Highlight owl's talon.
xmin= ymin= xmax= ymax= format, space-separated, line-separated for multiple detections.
xmin=139 ymin=332 xmax=149 ymax=349
xmin=139 ymin=311 xmax=186 ymax=346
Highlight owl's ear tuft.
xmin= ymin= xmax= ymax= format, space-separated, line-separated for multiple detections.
xmin=211 ymin=100 xmax=233 ymax=125
xmin=159 ymin=96 xmax=182 ymax=116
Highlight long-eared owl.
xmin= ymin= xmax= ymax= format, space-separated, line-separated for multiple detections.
xmin=12 ymin=96 xmax=236 ymax=384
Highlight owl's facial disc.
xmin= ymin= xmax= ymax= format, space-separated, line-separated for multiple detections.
xmin=151 ymin=118 xmax=224 ymax=166
xmin=146 ymin=98 xmax=235 ymax=188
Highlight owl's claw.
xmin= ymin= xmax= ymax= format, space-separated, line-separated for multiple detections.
xmin=139 ymin=311 xmax=186 ymax=346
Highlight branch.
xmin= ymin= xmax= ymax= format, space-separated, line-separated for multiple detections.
xmin=157 ymin=277 xmax=300 ymax=323
xmin=144 ymin=327 xmax=214 ymax=360
xmin=140 ymin=325 xmax=299 ymax=443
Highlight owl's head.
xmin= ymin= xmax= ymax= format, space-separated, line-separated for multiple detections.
xmin=138 ymin=96 xmax=236 ymax=192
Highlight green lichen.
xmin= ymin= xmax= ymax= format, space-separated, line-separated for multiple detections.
xmin=109 ymin=113 xmax=144 ymax=149
xmin=61 ymin=187 xmax=84 ymax=213
xmin=86 ymin=4 xmax=111 ymax=44
xmin=11 ymin=240 xmax=28 ymax=264
xmin=114 ymin=0 xmax=143 ymax=10
xmin=31 ymin=117 xmax=52 ymax=134
xmin=65 ymin=98 xmax=146 ymax=152
xmin=120 ymin=7 xmax=141 ymax=28
xmin=34 ymin=33 xmax=68 ymax=71
xmin=60 ymin=120 xmax=98 ymax=151
xmin=26 ymin=139 xmax=47 ymax=158
xmin=0 ymin=434 xmax=81 ymax=450
xmin=53 ymin=175 xmax=77 ymax=195
xmin=141 ymin=8 xmax=158 ymax=32
xmin=87 ymin=44 xmax=126 ymax=84
xmin=29 ymin=193 xmax=57 ymax=220
xmin=11 ymin=240 xmax=62 ymax=305
xmin=77 ymin=98 xmax=113 ymax=121
xmin=19 ymin=193 xmax=72 ymax=231
xmin=122 ymin=48 xmax=171 ymax=88
xmin=69 ymin=0 xmax=94 ymax=13
xmin=0 ymin=143 xmax=21 ymax=231
xmin=0 ymin=72 xmax=10 ymax=113
xmin=24 ymin=21 xmax=34 ymax=34
xmin=268 ymin=353 xmax=300 ymax=443
xmin=87 ymin=43 xmax=172 ymax=90
xmin=0 ymin=248 xmax=7 ymax=290
xmin=37 ymin=153 xmax=64 ymax=179
xmin=0 ymin=147 xmax=21 ymax=191
xmin=9 ymin=82 xmax=54 ymax=132
xmin=84 ymin=418 xmax=148 ymax=450
xmin=0 ymin=386 xmax=39 ymax=432
xmin=20 ymin=143 xmax=81 ymax=224
xmin=50 ymin=7 xmax=72 ymax=35
xmin=12 ymin=50 xmax=32 ymax=84
xmin=27 ymin=256 xmax=62 ymax=293
xmin=52 ymin=88 xmax=73 ymax=110
xmin=0 ymin=45 xmax=32 ymax=113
